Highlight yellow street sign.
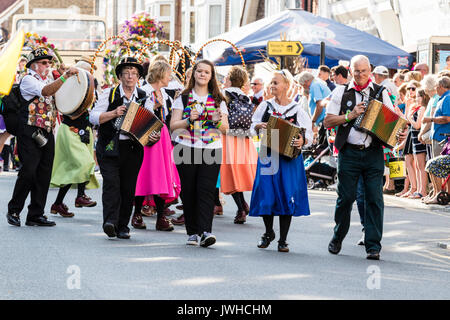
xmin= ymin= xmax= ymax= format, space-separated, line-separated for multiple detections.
xmin=267 ymin=41 xmax=303 ymax=56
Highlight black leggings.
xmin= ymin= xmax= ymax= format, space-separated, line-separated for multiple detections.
xmin=54 ymin=182 xmax=87 ymax=205
xmin=134 ymin=195 xmax=165 ymax=219
xmin=262 ymin=215 xmax=292 ymax=244
xmin=231 ymin=192 xmax=246 ymax=211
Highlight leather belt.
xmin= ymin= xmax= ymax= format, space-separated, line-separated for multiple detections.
xmin=346 ymin=143 xmax=371 ymax=150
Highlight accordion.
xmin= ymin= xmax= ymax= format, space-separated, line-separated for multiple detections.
xmin=114 ymin=101 xmax=164 ymax=146
xmin=354 ymin=99 xmax=407 ymax=148
xmin=261 ymin=115 xmax=306 ymax=159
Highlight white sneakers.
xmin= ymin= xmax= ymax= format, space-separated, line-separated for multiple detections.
xmin=186 ymin=232 xmax=216 ymax=247
xmin=186 ymin=234 xmax=199 ymax=246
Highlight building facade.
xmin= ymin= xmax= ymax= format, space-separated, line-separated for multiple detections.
xmin=318 ymin=0 xmax=450 ymax=53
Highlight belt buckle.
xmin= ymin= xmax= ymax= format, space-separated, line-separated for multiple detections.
xmin=358 ymin=145 xmax=365 ymax=150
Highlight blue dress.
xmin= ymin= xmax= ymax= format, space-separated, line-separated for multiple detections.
xmin=250 ymin=151 xmax=310 ymax=216
xmin=249 ymin=101 xmax=311 ymax=217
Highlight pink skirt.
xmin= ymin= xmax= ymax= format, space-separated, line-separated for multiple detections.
xmin=135 ymin=125 xmax=181 ymax=205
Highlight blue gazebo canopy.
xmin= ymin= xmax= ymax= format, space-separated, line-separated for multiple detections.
xmin=202 ymin=9 xmax=413 ymax=69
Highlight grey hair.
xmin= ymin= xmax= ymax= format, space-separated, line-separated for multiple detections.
xmin=438 ymin=76 xmax=450 ymax=89
xmin=350 ymin=55 xmax=371 ymax=71
xmin=295 ymin=71 xmax=314 ymax=86
xmin=251 ymin=77 xmax=264 ymax=84
xmin=421 ymin=74 xmax=438 ymax=91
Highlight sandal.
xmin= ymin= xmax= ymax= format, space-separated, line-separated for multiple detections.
xmin=408 ymin=192 xmax=423 ymax=199
xmin=395 ymin=190 xmax=408 ymax=197
xmin=425 ymin=198 xmax=439 ymax=205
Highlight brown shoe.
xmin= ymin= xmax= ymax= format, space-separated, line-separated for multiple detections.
xmin=141 ymin=205 xmax=156 ymax=217
xmin=164 ymin=207 xmax=176 ymax=216
xmin=213 ymin=205 xmax=223 ymax=215
xmin=171 ymin=214 xmax=185 ymax=225
xmin=131 ymin=213 xmax=146 ymax=229
xmin=156 ymin=216 xmax=174 ymax=231
xmin=233 ymin=210 xmax=246 ymax=224
xmin=243 ymin=201 xmax=250 ymax=215
xmin=75 ymin=195 xmax=97 ymax=208
xmin=50 ymin=203 xmax=74 ymax=218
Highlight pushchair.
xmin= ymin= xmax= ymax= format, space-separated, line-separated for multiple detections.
xmin=303 ymin=125 xmax=337 ymax=190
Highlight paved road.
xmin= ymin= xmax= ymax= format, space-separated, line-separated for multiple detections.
xmin=0 ymin=172 xmax=449 ymax=300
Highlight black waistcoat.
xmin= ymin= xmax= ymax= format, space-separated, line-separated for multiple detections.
xmin=96 ymin=86 xmax=147 ymax=157
xmin=334 ymin=83 xmax=383 ymax=151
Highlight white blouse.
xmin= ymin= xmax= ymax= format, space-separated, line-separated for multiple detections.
xmin=251 ymin=98 xmax=313 ymax=148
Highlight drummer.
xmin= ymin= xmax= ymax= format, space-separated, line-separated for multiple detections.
xmin=89 ymin=57 xmax=160 ymax=239
xmin=323 ymin=55 xmax=394 ymax=261
xmin=49 ymin=57 xmax=100 ymax=218
xmin=6 ymin=47 xmax=79 ymax=228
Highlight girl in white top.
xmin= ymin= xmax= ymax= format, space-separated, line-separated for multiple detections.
xmin=170 ymin=60 xmax=229 ymax=247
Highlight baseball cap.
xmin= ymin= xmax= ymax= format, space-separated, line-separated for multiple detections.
xmin=373 ymin=65 xmax=389 ymax=76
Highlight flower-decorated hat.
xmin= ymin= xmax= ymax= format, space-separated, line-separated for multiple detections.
xmin=26 ymin=47 xmax=54 ymax=68
xmin=115 ymin=56 xmax=144 ymax=78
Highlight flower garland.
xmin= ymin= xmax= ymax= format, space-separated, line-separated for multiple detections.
xmin=100 ymin=12 xmax=164 ymax=86
xmin=24 ymin=32 xmax=63 ymax=65
xmin=120 ymin=12 xmax=164 ymax=39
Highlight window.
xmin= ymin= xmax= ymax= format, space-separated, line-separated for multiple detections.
xmin=18 ymin=19 xmax=106 ymax=51
xmin=160 ymin=4 xmax=171 ymax=16
xmin=208 ymin=5 xmax=222 ymax=38
xmin=160 ymin=21 xmax=171 ymax=51
xmin=190 ymin=11 xmax=195 ymax=43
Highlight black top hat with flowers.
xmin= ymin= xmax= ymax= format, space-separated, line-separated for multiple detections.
xmin=115 ymin=56 xmax=144 ymax=78
xmin=26 ymin=47 xmax=54 ymax=68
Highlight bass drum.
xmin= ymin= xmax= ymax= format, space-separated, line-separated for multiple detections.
xmin=55 ymin=68 xmax=95 ymax=120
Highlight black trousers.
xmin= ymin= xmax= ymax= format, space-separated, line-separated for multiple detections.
xmin=333 ymin=144 xmax=384 ymax=253
xmin=1 ymin=144 xmax=12 ymax=170
xmin=97 ymin=140 xmax=143 ymax=233
xmin=8 ymin=126 xmax=55 ymax=220
xmin=175 ymin=146 xmax=221 ymax=236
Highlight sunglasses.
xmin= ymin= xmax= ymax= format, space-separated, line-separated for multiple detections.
xmin=407 ymin=87 xmax=416 ymax=91
xmin=250 ymin=82 xmax=261 ymax=85
xmin=37 ymin=60 xmax=50 ymax=66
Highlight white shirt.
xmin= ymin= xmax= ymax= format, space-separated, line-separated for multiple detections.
xmin=380 ymin=78 xmax=398 ymax=104
xmin=224 ymin=86 xmax=247 ymax=97
xmin=167 ymin=78 xmax=184 ymax=91
xmin=251 ymin=98 xmax=313 ymax=148
xmin=326 ymin=81 xmax=395 ymax=147
xmin=20 ymin=69 xmax=52 ymax=101
xmin=89 ymin=84 xmax=152 ymax=140
xmin=141 ymin=83 xmax=171 ymax=119
xmin=172 ymin=89 xmax=228 ymax=149
xmin=253 ymin=89 xmax=264 ymax=99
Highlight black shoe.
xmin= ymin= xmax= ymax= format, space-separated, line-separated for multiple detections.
xmin=117 ymin=230 xmax=131 ymax=239
xmin=328 ymin=238 xmax=342 ymax=255
xmin=278 ymin=241 xmax=289 ymax=253
xmin=366 ymin=250 xmax=380 ymax=260
xmin=103 ymin=222 xmax=116 ymax=238
xmin=25 ymin=216 xmax=56 ymax=227
xmin=257 ymin=230 xmax=276 ymax=248
xmin=200 ymin=232 xmax=216 ymax=247
xmin=6 ymin=212 xmax=20 ymax=227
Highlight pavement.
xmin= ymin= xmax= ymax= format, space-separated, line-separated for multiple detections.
xmin=0 ymin=171 xmax=449 ymax=300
